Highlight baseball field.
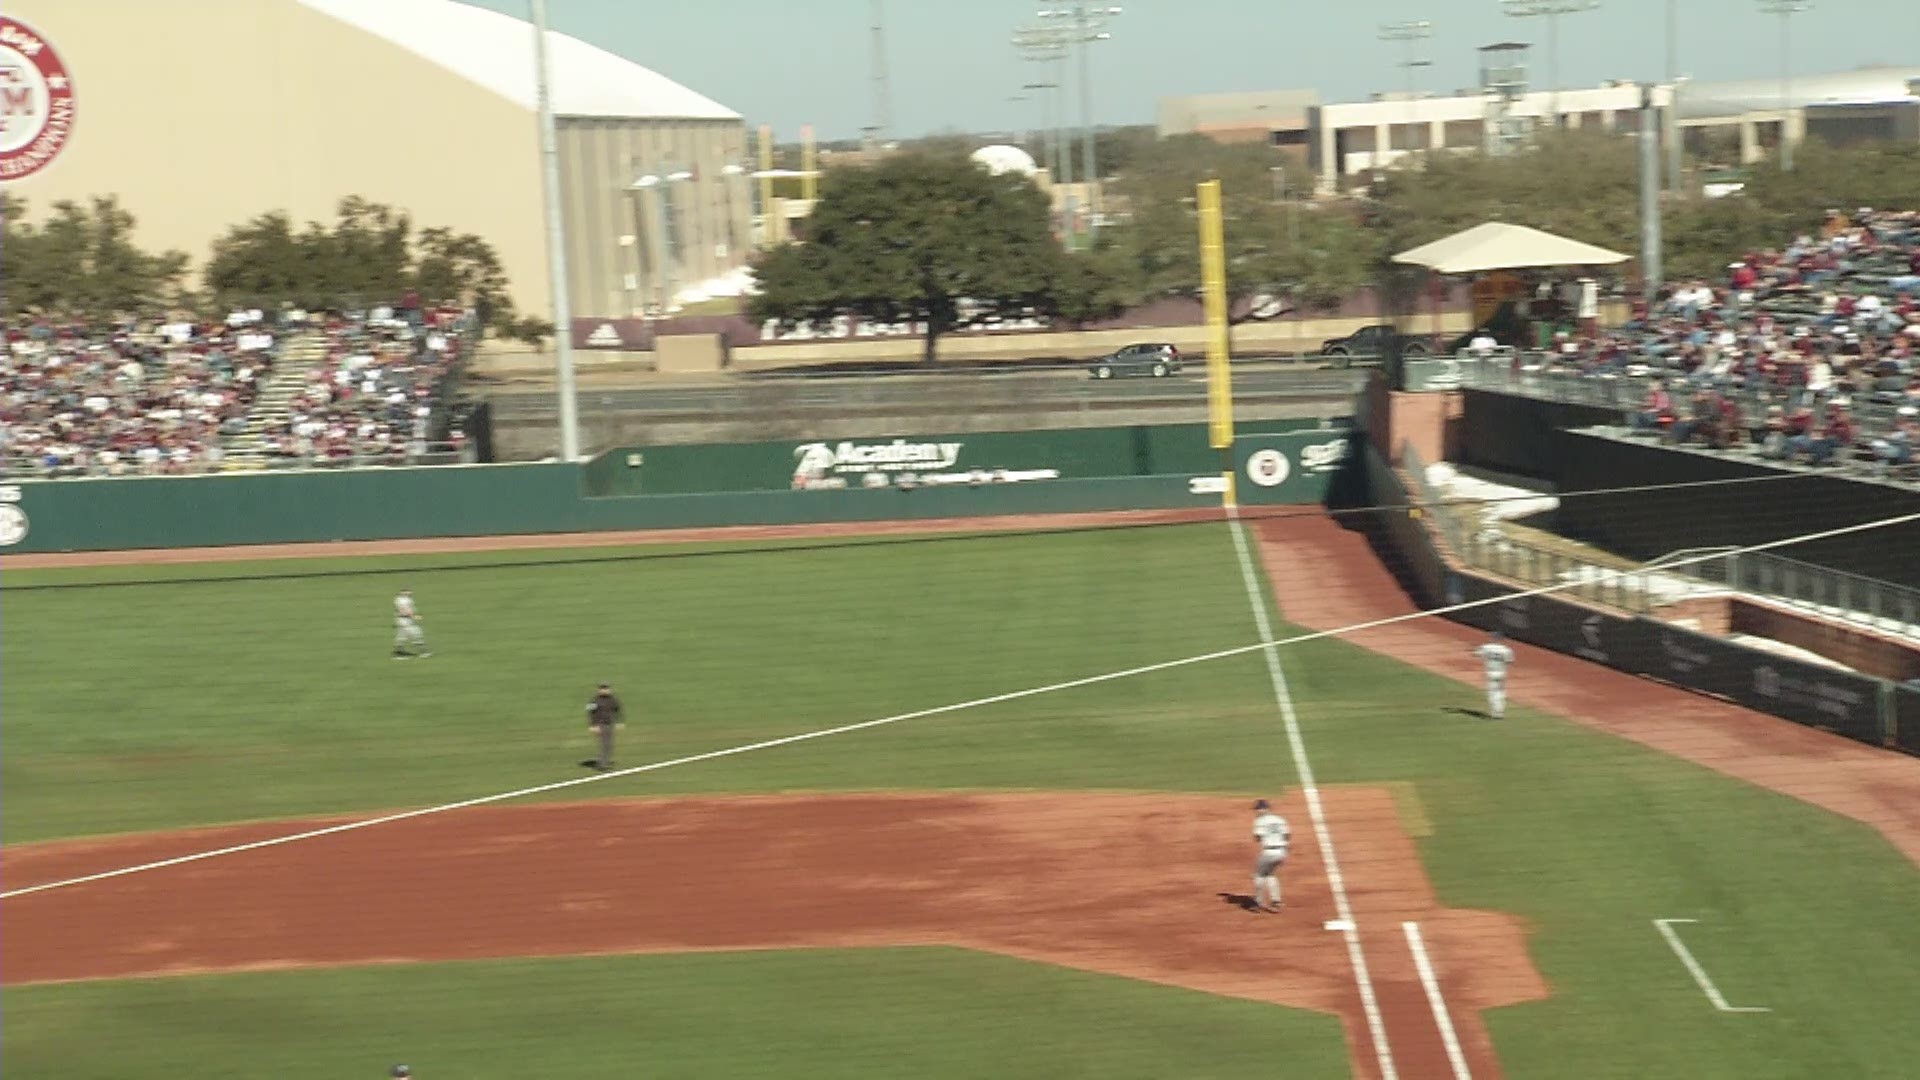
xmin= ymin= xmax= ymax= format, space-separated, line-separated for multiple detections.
xmin=4 ymin=509 xmax=1919 ymax=1078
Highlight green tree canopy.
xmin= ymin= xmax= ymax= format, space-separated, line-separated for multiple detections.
xmin=2 ymin=194 xmax=189 ymax=319
xmin=205 ymin=198 xmax=513 ymax=326
xmin=1106 ymin=135 xmax=1380 ymax=320
xmin=749 ymin=151 xmax=1065 ymax=362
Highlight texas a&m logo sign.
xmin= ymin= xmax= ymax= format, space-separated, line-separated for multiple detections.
xmin=0 ymin=17 xmax=75 ymax=181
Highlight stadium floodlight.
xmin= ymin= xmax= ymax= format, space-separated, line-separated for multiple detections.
xmin=1757 ymin=1 xmax=1812 ymax=172
xmin=1501 ymin=0 xmax=1603 ymax=128
xmin=1034 ymin=5 xmax=1123 ymax=240
xmin=528 ymin=0 xmax=578 ymax=460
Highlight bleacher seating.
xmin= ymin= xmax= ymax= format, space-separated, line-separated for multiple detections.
xmin=1502 ymin=208 xmax=1920 ymax=480
xmin=2 ymin=304 xmax=473 ymax=478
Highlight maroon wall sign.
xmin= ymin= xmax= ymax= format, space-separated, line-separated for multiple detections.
xmin=0 ymin=17 xmax=75 ymax=181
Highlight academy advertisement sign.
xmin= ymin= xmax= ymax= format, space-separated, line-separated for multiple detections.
xmin=0 ymin=17 xmax=75 ymax=181
xmin=789 ymin=437 xmax=1059 ymax=490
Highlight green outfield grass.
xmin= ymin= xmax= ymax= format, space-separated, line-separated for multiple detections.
xmin=6 ymin=520 xmax=1920 ymax=1078
xmin=2 ymin=948 xmax=1339 ymax=1080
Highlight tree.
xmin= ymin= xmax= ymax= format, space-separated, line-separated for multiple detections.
xmin=1045 ymin=237 xmax=1139 ymax=327
xmin=749 ymin=151 xmax=1061 ymax=363
xmin=1106 ymin=135 xmax=1382 ymax=321
xmin=1 ymin=195 xmax=188 ymax=319
xmin=412 ymin=225 xmax=514 ymax=329
xmin=1367 ymin=128 xmax=1640 ymax=258
xmin=502 ymin=316 xmax=556 ymax=354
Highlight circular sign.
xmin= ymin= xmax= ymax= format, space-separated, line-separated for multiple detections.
xmin=0 ymin=503 xmax=28 ymax=546
xmin=1245 ymin=448 xmax=1291 ymax=488
xmin=0 ymin=17 xmax=75 ymax=181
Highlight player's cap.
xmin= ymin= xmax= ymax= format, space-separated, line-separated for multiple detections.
xmin=598 ymin=682 xmax=611 ymax=690
xmin=391 ymin=1067 xmax=411 ymax=1078
xmin=1253 ymin=799 xmax=1270 ymax=811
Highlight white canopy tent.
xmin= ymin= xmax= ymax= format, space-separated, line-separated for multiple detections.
xmin=1392 ymin=222 xmax=1630 ymax=275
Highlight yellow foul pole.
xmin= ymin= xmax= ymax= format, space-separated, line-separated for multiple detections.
xmin=1197 ymin=179 xmax=1234 ymax=505
xmin=801 ymin=125 xmax=818 ymax=203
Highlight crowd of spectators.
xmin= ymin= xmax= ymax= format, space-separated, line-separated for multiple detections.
xmin=2 ymin=313 xmax=279 ymax=477
xmin=256 ymin=301 xmax=471 ymax=467
xmin=1489 ymin=208 xmax=1920 ymax=478
xmin=2 ymin=297 xmax=472 ymax=478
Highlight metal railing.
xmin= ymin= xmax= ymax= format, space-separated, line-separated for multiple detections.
xmin=1660 ymin=549 xmax=1920 ymax=635
xmin=3 ymin=442 xmax=477 ymax=480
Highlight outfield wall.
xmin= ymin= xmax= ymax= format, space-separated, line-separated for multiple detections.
xmin=580 ymin=419 xmax=1330 ymax=497
xmin=1355 ymin=443 xmax=1911 ymax=754
xmin=0 ymin=428 xmax=1353 ymax=555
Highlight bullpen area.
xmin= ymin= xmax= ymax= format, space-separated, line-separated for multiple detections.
xmin=5 ymin=506 xmax=1920 ymax=1078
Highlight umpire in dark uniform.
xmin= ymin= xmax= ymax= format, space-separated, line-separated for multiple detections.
xmin=582 ymin=683 xmax=624 ymax=772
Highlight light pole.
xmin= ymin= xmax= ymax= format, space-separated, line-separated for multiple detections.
xmin=630 ymin=169 xmax=693 ymax=315
xmin=1038 ymin=5 xmax=1122 ymax=238
xmin=1665 ymin=0 xmax=1684 ymax=190
xmin=1501 ymin=0 xmax=1602 ymax=130
xmin=1022 ymin=81 xmax=1060 ymax=177
xmin=1638 ymin=84 xmax=1663 ymax=292
xmin=1758 ymin=0 xmax=1810 ymax=172
xmin=1379 ymin=21 xmax=1433 ymax=165
xmin=528 ymin=0 xmax=578 ymax=460
xmin=1013 ymin=23 xmax=1075 ymax=244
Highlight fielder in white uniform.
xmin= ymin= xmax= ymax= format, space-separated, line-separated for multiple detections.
xmin=1473 ymin=631 xmax=1515 ymax=718
xmin=1250 ymin=799 xmax=1291 ymax=912
xmin=393 ymin=588 xmax=431 ymax=659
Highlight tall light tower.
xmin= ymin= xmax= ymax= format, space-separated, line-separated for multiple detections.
xmin=1501 ymin=0 xmax=1602 ymax=129
xmin=528 ymin=0 xmax=578 ymax=461
xmin=1380 ymin=21 xmax=1434 ymax=164
xmin=1758 ymin=0 xmax=1811 ymax=172
xmin=865 ymin=0 xmax=893 ymax=149
xmin=1665 ymin=0 xmax=1684 ymax=191
xmin=1038 ymin=5 xmax=1122 ymax=237
xmin=1013 ymin=22 xmax=1076 ymax=243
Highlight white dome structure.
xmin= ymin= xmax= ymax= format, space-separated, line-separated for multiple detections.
xmin=970 ymin=145 xmax=1040 ymax=177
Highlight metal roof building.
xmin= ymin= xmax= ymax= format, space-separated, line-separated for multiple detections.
xmin=4 ymin=0 xmax=749 ymax=323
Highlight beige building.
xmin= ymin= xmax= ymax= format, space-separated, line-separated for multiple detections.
xmin=3 ymin=0 xmax=748 ymax=323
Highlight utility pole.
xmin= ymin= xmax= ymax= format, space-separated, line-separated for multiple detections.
xmin=528 ymin=0 xmax=578 ymax=461
xmin=863 ymin=0 xmax=893 ymax=149
xmin=1379 ymin=21 xmax=1433 ymax=165
xmin=1037 ymin=6 xmax=1122 ymax=239
xmin=1638 ymin=84 xmax=1663 ymax=293
xmin=1665 ymin=0 xmax=1684 ymax=191
xmin=1758 ymin=0 xmax=1810 ymax=172
xmin=1501 ymin=0 xmax=1602 ymax=130
xmin=1013 ymin=21 xmax=1076 ymax=245
xmin=1023 ymin=80 xmax=1061 ymax=179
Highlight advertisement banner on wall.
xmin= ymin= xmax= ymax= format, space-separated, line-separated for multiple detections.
xmin=1234 ymin=430 xmax=1356 ymax=506
xmin=1626 ymin=620 xmax=1885 ymax=745
xmin=1445 ymin=572 xmax=1634 ymax=671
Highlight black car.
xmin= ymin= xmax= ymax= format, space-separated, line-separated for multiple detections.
xmin=1319 ymin=325 xmax=1430 ymax=366
xmin=1089 ymin=343 xmax=1182 ymax=379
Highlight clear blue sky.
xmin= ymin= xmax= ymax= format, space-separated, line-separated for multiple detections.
xmin=468 ymin=1 xmax=1917 ymax=139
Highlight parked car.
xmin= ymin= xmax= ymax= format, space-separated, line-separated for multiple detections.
xmin=1089 ymin=343 xmax=1182 ymax=379
xmin=1319 ymin=325 xmax=1430 ymax=366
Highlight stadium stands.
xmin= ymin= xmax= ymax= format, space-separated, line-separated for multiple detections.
xmin=1466 ymin=209 xmax=1920 ymax=480
xmin=2 ymin=306 xmax=474 ymax=478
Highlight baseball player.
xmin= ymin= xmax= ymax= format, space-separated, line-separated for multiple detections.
xmin=1473 ymin=631 xmax=1516 ymax=718
xmin=392 ymin=588 xmax=431 ymax=659
xmin=582 ymin=683 xmax=624 ymax=772
xmin=1250 ymin=798 xmax=1291 ymax=912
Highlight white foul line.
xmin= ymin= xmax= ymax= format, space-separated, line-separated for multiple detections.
xmin=1652 ymin=919 xmax=1771 ymax=1014
xmin=8 ymin=508 xmax=1919 ymax=904
xmin=1226 ymin=507 xmax=1398 ymax=1080
xmin=1403 ymin=921 xmax=1473 ymax=1080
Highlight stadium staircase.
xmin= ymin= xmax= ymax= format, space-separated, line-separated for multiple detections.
xmin=219 ymin=333 xmax=329 ymax=470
